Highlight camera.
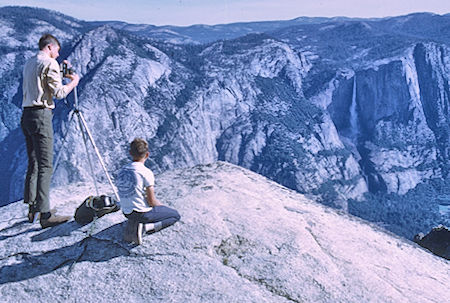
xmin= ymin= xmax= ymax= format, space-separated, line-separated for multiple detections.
xmin=61 ymin=62 xmax=75 ymax=77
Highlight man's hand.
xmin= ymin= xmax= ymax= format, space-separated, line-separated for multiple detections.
xmin=66 ymin=73 xmax=80 ymax=86
xmin=62 ymin=59 xmax=73 ymax=69
xmin=62 ymin=60 xmax=79 ymax=85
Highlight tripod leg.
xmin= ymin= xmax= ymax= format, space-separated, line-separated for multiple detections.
xmin=77 ymin=111 xmax=119 ymax=201
xmin=53 ymin=110 xmax=76 ymax=175
xmin=76 ymin=112 xmax=100 ymax=196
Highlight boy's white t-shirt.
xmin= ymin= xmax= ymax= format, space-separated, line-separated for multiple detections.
xmin=116 ymin=161 xmax=155 ymax=215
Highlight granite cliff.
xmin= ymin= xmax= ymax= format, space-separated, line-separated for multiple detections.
xmin=0 ymin=162 xmax=448 ymax=302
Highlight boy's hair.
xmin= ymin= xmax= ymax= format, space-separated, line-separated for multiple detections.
xmin=38 ymin=34 xmax=61 ymax=50
xmin=130 ymin=138 xmax=148 ymax=160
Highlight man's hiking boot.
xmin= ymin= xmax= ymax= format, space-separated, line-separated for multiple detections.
xmin=28 ymin=204 xmax=39 ymax=223
xmin=123 ymin=220 xmax=143 ymax=245
xmin=28 ymin=205 xmax=56 ymax=223
xmin=40 ymin=213 xmax=71 ymax=229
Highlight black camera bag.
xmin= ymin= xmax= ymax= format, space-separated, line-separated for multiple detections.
xmin=74 ymin=195 xmax=120 ymax=224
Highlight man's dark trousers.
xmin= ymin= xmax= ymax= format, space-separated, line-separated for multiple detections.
xmin=21 ymin=107 xmax=53 ymax=213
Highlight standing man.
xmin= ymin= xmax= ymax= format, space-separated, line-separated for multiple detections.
xmin=22 ymin=33 xmax=80 ymax=228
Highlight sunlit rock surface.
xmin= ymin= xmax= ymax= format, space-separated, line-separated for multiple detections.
xmin=0 ymin=162 xmax=448 ymax=302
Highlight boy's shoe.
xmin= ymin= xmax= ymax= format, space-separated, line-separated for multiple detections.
xmin=143 ymin=223 xmax=155 ymax=233
xmin=143 ymin=222 xmax=162 ymax=234
xmin=136 ymin=223 xmax=143 ymax=245
xmin=40 ymin=213 xmax=71 ymax=229
xmin=123 ymin=220 xmax=143 ymax=245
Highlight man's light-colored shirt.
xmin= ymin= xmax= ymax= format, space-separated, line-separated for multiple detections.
xmin=116 ymin=161 xmax=155 ymax=215
xmin=22 ymin=51 xmax=68 ymax=109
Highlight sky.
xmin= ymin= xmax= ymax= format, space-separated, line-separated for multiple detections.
xmin=0 ymin=0 xmax=449 ymax=26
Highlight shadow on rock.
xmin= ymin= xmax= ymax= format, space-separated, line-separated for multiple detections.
xmin=0 ymin=220 xmax=42 ymax=240
xmin=31 ymin=221 xmax=82 ymax=242
xmin=0 ymin=222 xmax=134 ymax=285
xmin=0 ymin=220 xmax=30 ymax=233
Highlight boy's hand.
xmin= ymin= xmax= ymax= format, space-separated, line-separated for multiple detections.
xmin=146 ymin=186 xmax=163 ymax=207
xmin=152 ymin=200 xmax=163 ymax=206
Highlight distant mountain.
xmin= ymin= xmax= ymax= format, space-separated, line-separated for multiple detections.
xmin=95 ymin=16 xmax=367 ymax=44
xmin=0 ymin=6 xmax=448 ymax=238
xmin=0 ymin=162 xmax=448 ymax=302
xmin=92 ymin=12 xmax=450 ymax=45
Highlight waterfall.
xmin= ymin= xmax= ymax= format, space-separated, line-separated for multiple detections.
xmin=350 ymin=76 xmax=359 ymax=140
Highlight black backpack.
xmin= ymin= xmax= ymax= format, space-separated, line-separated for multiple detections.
xmin=74 ymin=195 xmax=120 ymax=224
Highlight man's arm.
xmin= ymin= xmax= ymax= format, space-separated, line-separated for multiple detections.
xmin=46 ymin=60 xmax=79 ymax=99
xmin=146 ymin=186 xmax=162 ymax=207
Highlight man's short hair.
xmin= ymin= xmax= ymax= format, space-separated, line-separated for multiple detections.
xmin=130 ymin=138 xmax=148 ymax=160
xmin=38 ymin=34 xmax=61 ymax=50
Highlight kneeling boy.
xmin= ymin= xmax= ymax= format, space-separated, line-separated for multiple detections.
xmin=117 ymin=138 xmax=180 ymax=245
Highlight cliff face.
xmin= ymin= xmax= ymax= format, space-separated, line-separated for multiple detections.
xmin=0 ymin=162 xmax=448 ymax=302
xmin=0 ymin=8 xmax=449 ymax=215
xmin=328 ymin=44 xmax=450 ymax=195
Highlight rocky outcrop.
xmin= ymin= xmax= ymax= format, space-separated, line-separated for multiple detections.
xmin=414 ymin=225 xmax=450 ymax=260
xmin=0 ymin=162 xmax=448 ymax=302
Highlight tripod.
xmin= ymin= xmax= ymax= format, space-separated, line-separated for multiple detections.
xmin=53 ymin=87 xmax=119 ymax=201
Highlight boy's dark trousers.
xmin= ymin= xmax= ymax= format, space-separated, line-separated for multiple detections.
xmin=125 ymin=206 xmax=181 ymax=231
xmin=21 ymin=107 xmax=53 ymax=213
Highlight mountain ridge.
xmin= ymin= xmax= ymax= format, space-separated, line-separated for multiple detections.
xmin=1 ymin=6 xmax=448 ymax=44
xmin=0 ymin=6 xmax=448 ymax=240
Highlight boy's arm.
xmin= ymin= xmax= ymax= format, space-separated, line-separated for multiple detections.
xmin=146 ymin=186 xmax=162 ymax=207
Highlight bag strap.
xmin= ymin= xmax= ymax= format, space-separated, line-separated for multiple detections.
xmin=85 ymin=195 xmax=117 ymax=211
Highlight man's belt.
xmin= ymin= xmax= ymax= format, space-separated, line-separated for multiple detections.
xmin=23 ymin=106 xmax=49 ymax=110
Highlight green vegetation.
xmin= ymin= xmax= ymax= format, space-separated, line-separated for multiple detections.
xmin=349 ymin=179 xmax=450 ymax=239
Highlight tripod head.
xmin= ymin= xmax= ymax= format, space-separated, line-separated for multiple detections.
xmin=60 ymin=60 xmax=80 ymax=110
